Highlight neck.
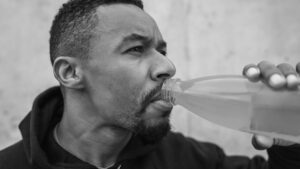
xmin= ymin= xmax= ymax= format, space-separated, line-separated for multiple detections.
xmin=55 ymin=112 xmax=132 ymax=168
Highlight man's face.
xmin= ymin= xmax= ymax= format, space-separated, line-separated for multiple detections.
xmin=82 ymin=4 xmax=176 ymax=143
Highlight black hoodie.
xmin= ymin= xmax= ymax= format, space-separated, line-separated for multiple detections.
xmin=0 ymin=86 xmax=300 ymax=169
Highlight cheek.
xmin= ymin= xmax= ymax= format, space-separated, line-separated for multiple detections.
xmin=107 ymin=66 xmax=146 ymax=105
xmin=110 ymin=78 xmax=142 ymax=111
xmin=107 ymin=79 xmax=145 ymax=128
xmin=85 ymin=59 xmax=149 ymax=115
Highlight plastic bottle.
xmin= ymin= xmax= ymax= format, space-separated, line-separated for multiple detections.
xmin=162 ymin=75 xmax=300 ymax=143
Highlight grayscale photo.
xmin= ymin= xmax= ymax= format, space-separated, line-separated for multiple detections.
xmin=0 ymin=0 xmax=300 ymax=168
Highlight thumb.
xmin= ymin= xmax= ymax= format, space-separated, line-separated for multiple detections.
xmin=252 ymin=135 xmax=273 ymax=150
xmin=252 ymin=135 xmax=295 ymax=150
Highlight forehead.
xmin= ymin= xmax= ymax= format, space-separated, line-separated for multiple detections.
xmin=95 ymin=4 xmax=162 ymax=39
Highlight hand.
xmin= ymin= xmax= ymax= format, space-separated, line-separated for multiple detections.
xmin=243 ymin=61 xmax=300 ymax=150
xmin=243 ymin=61 xmax=300 ymax=89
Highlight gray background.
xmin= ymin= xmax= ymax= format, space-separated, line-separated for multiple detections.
xmin=1 ymin=0 xmax=300 ymax=157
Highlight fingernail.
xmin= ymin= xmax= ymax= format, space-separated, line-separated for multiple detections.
xmin=286 ymin=74 xmax=300 ymax=88
xmin=246 ymin=67 xmax=260 ymax=79
xmin=256 ymin=135 xmax=273 ymax=148
xmin=253 ymin=135 xmax=273 ymax=150
xmin=269 ymin=74 xmax=286 ymax=88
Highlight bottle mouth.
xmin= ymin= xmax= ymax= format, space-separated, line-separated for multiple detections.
xmin=161 ymin=79 xmax=178 ymax=105
xmin=161 ymin=89 xmax=175 ymax=105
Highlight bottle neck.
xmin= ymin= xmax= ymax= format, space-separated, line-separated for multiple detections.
xmin=162 ymin=79 xmax=181 ymax=105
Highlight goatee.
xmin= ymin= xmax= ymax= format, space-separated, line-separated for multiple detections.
xmin=134 ymin=118 xmax=171 ymax=144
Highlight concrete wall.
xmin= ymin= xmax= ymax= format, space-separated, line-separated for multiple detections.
xmin=1 ymin=0 xmax=300 ymax=157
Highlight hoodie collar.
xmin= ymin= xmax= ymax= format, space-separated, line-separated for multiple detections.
xmin=18 ymin=86 xmax=158 ymax=169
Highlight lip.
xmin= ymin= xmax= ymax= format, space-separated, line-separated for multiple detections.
xmin=150 ymin=90 xmax=174 ymax=105
xmin=143 ymin=99 xmax=173 ymax=118
xmin=150 ymin=99 xmax=173 ymax=111
xmin=149 ymin=93 xmax=162 ymax=102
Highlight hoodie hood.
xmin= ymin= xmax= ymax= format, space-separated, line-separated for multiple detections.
xmin=19 ymin=87 xmax=63 ymax=168
xmin=18 ymin=86 xmax=158 ymax=169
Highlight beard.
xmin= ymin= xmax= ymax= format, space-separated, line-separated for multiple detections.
xmin=112 ymin=83 xmax=172 ymax=144
xmin=133 ymin=117 xmax=171 ymax=144
xmin=131 ymin=85 xmax=172 ymax=144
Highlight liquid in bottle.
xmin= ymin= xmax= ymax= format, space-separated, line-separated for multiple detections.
xmin=162 ymin=75 xmax=300 ymax=143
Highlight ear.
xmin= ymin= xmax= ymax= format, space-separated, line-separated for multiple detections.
xmin=53 ymin=56 xmax=84 ymax=89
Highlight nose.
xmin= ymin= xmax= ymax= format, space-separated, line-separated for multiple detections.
xmin=150 ymin=53 xmax=176 ymax=82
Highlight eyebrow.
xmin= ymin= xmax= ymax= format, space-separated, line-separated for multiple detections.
xmin=117 ymin=33 xmax=167 ymax=50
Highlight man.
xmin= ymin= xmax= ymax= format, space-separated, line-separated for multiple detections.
xmin=0 ymin=0 xmax=300 ymax=168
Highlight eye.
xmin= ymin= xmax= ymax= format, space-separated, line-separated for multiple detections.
xmin=126 ymin=46 xmax=145 ymax=55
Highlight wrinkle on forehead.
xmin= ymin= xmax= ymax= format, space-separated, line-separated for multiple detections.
xmin=87 ymin=3 xmax=165 ymax=61
xmin=94 ymin=4 xmax=161 ymax=38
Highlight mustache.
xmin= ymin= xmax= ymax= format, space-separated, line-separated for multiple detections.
xmin=138 ymin=83 xmax=164 ymax=114
xmin=141 ymin=84 xmax=164 ymax=106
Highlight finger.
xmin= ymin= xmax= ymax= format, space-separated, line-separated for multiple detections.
xmin=296 ymin=62 xmax=300 ymax=74
xmin=286 ymin=75 xmax=300 ymax=89
xmin=243 ymin=64 xmax=261 ymax=82
xmin=258 ymin=61 xmax=286 ymax=88
xmin=252 ymin=135 xmax=273 ymax=150
xmin=273 ymin=138 xmax=295 ymax=147
xmin=277 ymin=63 xmax=300 ymax=88
xmin=277 ymin=63 xmax=297 ymax=77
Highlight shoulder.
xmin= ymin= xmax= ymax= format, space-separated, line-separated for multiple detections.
xmin=0 ymin=140 xmax=30 ymax=169
xmin=161 ymin=131 xmax=223 ymax=154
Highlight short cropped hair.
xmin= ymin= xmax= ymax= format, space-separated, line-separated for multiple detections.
xmin=49 ymin=0 xmax=143 ymax=64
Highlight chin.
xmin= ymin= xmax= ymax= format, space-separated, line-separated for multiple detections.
xmin=134 ymin=117 xmax=171 ymax=144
